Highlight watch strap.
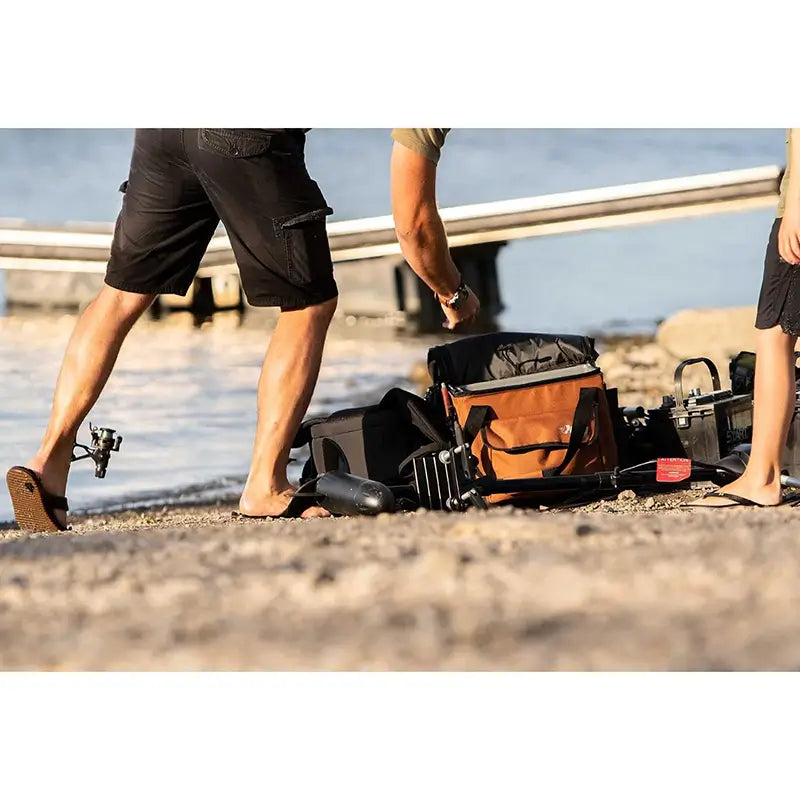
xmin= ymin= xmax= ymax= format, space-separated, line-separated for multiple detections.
xmin=439 ymin=282 xmax=468 ymax=309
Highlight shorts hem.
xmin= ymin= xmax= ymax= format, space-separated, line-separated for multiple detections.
xmin=246 ymin=288 xmax=339 ymax=309
xmin=104 ymin=276 xmax=190 ymax=296
xmin=755 ymin=318 xmax=800 ymax=336
xmin=754 ymin=318 xmax=779 ymax=331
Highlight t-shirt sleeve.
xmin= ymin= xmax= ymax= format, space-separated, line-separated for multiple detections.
xmin=391 ymin=128 xmax=450 ymax=164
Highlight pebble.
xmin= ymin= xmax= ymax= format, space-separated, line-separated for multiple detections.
xmin=618 ymin=490 xmax=637 ymax=502
xmin=644 ymin=497 xmax=656 ymax=509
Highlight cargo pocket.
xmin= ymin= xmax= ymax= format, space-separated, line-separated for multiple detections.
xmin=198 ymin=128 xmax=273 ymax=158
xmin=273 ymin=207 xmax=333 ymax=284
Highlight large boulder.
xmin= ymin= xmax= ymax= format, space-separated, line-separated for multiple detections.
xmin=656 ymin=307 xmax=757 ymax=374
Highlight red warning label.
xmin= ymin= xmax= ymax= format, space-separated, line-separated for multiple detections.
xmin=656 ymin=458 xmax=692 ymax=483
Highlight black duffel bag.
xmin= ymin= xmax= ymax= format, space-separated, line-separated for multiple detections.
xmin=427 ymin=331 xmax=599 ymax=386
xmin=294 ymin=388 xmax=450 ymax=485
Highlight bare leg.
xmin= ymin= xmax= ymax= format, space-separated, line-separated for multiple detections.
xmin=26 ymin=286 xmax=156 ymax=525
xmin=239 ymin=296 xmax=337 ymax=519
xmin=704 ymin=325 xmax=797 ymax=506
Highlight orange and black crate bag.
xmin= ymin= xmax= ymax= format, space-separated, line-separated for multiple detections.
xmin=427 ymin=332 xmax=618 ymax=505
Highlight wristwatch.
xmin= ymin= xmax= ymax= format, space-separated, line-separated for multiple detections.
xmin=438 ymin=282 xmax=470 ymax=310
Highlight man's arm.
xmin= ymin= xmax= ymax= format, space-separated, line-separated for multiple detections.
xmin=390 ymin=140 xmax=479 ymax=329
xmin=779 ymin=129 xmax=800 ymax=265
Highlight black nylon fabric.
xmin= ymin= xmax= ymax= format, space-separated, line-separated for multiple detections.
xmin=296 ymin=388 xmax=450 ymax=485
xmin=427 ymin=332 xmax=599 ymax=386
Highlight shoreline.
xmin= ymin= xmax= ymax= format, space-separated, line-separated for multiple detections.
xmin=0 ymin=311 xmax=665 ymax=526
xmin=0 ymin=304 xmax=791 ymax=670
xmin=0 ymin=304 xmax=758 ymax=525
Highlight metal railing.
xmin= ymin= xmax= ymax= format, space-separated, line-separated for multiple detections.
xmin=0 ymin=165 xmax=782 ymax=275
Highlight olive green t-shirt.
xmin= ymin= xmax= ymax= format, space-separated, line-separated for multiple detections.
xmin=391 ymin=128 xmax=450 ymax=165
xmin=778 ymin=129 xmax=792 ymax=218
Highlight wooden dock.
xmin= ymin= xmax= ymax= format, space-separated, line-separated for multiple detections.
xmin=0 ymin=165 xmax=782 ymax=326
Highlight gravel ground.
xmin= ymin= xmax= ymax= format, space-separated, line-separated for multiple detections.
xmin=2 ymin=489 xmax=800 ymax=670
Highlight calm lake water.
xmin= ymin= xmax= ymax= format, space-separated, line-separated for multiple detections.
xmin=0 ymin=129 xmax=786 ymax=521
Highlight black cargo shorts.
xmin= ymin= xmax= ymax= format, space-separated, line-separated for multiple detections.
xmin=105 ymin=129 xmax=338 ymax=309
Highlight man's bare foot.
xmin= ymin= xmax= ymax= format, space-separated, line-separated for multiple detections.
xmin=238 ymin=487 xmax=295 ymax=517
xmin=238 ymin=486 xmax=331 ymax=519
xmin=692 ymin=476 xmax=783 ymax=508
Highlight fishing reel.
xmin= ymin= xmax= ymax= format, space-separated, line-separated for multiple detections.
xmin=70 ymin=423 xmax=122 ymax=478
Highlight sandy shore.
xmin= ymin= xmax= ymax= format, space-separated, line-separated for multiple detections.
xmin=2 ymin=313 xmax=790 ymax=671
xmin=2 ymin=490 xmax=800 ymax=670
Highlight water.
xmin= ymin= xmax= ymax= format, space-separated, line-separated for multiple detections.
xmin=0 ymin=129 xmax=785 ymax=329
xmin=0 ymin=129 xmax=787 ymax=521
xmin=0 ymin=313 xmax=424 ymax=522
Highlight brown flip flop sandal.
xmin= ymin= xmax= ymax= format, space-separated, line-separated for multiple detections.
xmin=6 ymin=466 xmax=69 ymax=532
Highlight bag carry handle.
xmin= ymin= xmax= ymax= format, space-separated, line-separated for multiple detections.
xmin=543 ymin=387 xmax=600 ymax=477
xmin=479 ymin=428 xmax=571 ymax=455
xmin=463 ymin=405 xmax=490 ymax=445
xmin=397 ymin=442 xmax=445 ymax=476
xmin=320 ymin=438 xmax=351 ymax=473
xmin=673 ymin=357 xmax=721 ymax=410
xmin=379 ymin=386 xmax=449 ymax=447
xmin=463 ymin=389 xmax=599 ymax=463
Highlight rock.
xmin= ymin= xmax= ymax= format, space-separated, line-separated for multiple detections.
xmin=596 ymin=351 xmax=625 ymax=372
xmin=408 ymin=361 xmax=430 ymax=387
xmin=656 ymin=307 xmax=757 ymax=374
xmin=602 ymin=365 xmax=636 ymax=386
xmin=627 ymin=343 xmax=666 ymax=369
xmin=314 ymin=568 xmax=337 ymax=586
xmin=618 ymin=490 xmax=637 ymax=502
xmin=644 ymin=497 xmax=656 ymax=509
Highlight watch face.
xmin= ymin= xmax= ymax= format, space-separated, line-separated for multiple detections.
xmin=451 ymin=286 xmax=467 ymax=309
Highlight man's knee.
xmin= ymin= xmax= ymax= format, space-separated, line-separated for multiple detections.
xmin=284 ymin=295 xmax=338 ymax=327
xmin=314 ymin=295 xmax=338 ymax=322
xmin=97 ymin=284 xmax=156 ymax=316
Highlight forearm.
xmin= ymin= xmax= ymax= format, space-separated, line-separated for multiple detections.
xmin=786 ymin=129 xmax=800 ymax=212
xmin=395 ymin=211 xmax=461 ymax=297
xmin=779 ymin=130 xmax=800 ymax=264
xmin=390 ymin=141 xmax=463 ymax=298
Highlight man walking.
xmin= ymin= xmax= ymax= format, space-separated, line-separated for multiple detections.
xmin=7 ymin=129 xmax=338 ymax=528
xmin=7 ymin=127 xmax=481 ymax=531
